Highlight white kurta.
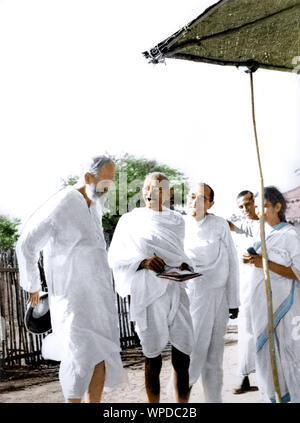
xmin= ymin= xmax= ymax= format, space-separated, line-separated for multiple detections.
xmin=184 ymin=214 xmax=240 ymax=402
xmin=230 ymin=217 xmax=261 ymax=379
xmin=16 ymin=187 xmax=124 ymax=399
xmin=248 ymin=223 xmax=300 ymax=403
xmin=108 ymin=206 xmax=194 ymax=357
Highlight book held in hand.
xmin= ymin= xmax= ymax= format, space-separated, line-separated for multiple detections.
xmin=156 ymin=267 xmax=202 ymax=282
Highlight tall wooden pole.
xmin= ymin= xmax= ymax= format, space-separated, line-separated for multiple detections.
xmin=249 ymin=72 xmax=282 ymax=403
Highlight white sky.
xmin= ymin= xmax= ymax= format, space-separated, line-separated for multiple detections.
xmin=0 ymin=0 xmax=299 ymax=222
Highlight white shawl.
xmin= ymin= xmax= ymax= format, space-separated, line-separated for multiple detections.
xmin=184 ymin=215 xmax=240 ymax=309
xmin=108 ymin=207 xmax=192 ymax=330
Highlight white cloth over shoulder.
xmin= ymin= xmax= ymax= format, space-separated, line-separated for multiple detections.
xmin=108 ymin=206 xmax=193 ymax=331
xmin=184 ymin=215 xmax=240 ymax=308
xmin=249 ymin=223 xmax=300 ymax=403
xmin=16 ymin=188 xmax=124 ymax=393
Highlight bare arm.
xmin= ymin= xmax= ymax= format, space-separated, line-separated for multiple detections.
xmin=269 ymin=261 xmax=298 ymax=280
xmin=227 ymin=220 xmax=236 ymax=232
xmin=243 ymin=254 xmax=298 ymax=280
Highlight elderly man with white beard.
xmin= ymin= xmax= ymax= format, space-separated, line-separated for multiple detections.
xmin=108 ymin=172 xmax=194 ymax=403
xmin=184 ymin=183 xmax=240 ymax=403
xmin=16 ymin=155 xmax=124 ymax=403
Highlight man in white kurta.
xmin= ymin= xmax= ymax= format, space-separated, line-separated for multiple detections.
xmin=184 ymin=183 xmax=240 ymax=403
xmin=16 ymin=156 xmax=124 ymax=402
xmin=108 ymin=172 xmax=194 ymax=403
xmin=228 ymin=190 xmax=260 ymax=393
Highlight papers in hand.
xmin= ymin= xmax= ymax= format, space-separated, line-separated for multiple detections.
xmin=156 ymin=267 xmax=202 ymax=282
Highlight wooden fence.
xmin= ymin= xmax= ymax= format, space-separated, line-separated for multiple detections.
xmin=0 ymin=250 xmax=139 ymax=369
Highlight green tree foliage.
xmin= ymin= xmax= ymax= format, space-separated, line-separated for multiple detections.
xmin=0 ymin=215 xmax=21 ymax=250
xmin=103 ymin=154 xmax=188 ymax=232
xmin=61 ymin=154 xmax=189 ymax=236
xmin=60 ymin=175 xmax=79 ymax=187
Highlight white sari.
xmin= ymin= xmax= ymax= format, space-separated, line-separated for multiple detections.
xmin=249 ymin=223 xmax=300 ymax=402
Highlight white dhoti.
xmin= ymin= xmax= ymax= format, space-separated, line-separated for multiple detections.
xmin=108 ymin=206 xmax=194 ymax=358
xmin=58 ymin=350 xmax=123 ymax=399
xmin=237 ymin=262 xmax=256 ymax=378
xmin=59 ymin=361 xmax=98 ymax=399
xmin=237 ymin=304 xmax=256 ymax=378
xmin=135 ymin=284 xmax=193 ymax=358
xmin=188 ymin=286 xmax=228 ymax=402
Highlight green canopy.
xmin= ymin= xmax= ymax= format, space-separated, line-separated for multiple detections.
xmin=144 ymin=0 xmax=300 ymax=73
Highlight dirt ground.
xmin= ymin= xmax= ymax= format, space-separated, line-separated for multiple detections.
xmin=0 ymin=324 xmax=264 ymax=403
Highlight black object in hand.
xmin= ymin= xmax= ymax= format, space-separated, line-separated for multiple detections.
xmin=179 ymin=262 xmax=193 ymax=272
xmin=229 ymin=308 xmax=239 ymax=319
xmin=247 ymin=247 xmax=258 ymax=255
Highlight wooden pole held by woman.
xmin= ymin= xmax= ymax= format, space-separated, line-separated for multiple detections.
xmin=249 ymin=71 xmax=282 ymax=403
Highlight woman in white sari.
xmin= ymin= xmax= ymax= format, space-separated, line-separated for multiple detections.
xmin=243 ymin=186 xmax=300 ymax=403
